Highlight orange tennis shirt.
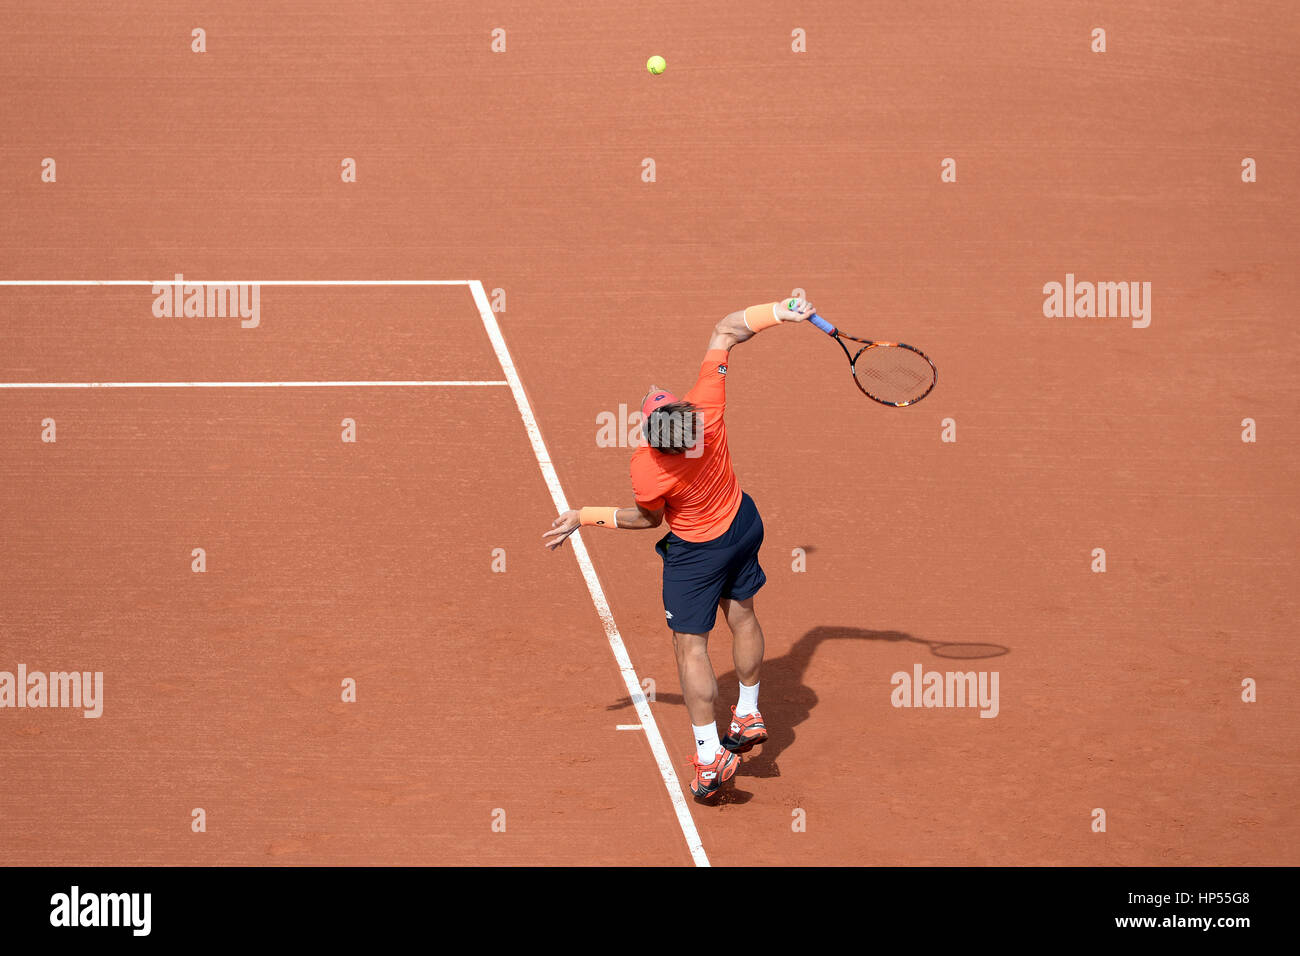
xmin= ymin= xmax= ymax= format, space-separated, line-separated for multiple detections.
xmin=629 ymin=348 xmax=743 ymax=542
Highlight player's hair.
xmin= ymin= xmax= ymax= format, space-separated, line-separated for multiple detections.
xmin=643 ymin=400 xmax=701 ymax=455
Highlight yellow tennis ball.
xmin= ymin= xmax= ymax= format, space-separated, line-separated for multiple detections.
xmin=647 ymin=55 xmax=666 ymax=75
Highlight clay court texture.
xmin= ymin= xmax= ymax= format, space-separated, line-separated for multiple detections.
xmin=1 ymin=1 xmax=1296 ymax=866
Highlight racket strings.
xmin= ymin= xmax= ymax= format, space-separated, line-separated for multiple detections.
xmin=854 ymin=345 xmax=935 ymax=405
xmin=861 ymin=362 xmax=928 ymax=389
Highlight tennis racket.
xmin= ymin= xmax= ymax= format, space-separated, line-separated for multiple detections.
xmin=806 ymin=312 xmax=937 ymax=407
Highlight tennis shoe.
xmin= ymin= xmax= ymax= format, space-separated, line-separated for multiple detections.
xmin=721 ymin=706 xmax=768 ymax=754
xmin=688 ymin=747 xmax=740 ymax=802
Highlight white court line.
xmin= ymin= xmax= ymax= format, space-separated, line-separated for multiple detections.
xmin=616 ymin=725 xmax=644 ymax=731
xmin=470 ymin=280 xmax=710 ymax=868
xmin=0 ymin=381 xmax=507 ymax=389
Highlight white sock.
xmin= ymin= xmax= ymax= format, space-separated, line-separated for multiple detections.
xmin=692 ymin=722 xmax=720 ymax=763
xmin=735 ymin=681 xmax=760 ymax=718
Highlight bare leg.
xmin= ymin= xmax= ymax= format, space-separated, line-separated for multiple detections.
xmin=721 ymin=596 xmax=764 ymax=686
xmin=671 ymin=631 xmax=717 ymax=727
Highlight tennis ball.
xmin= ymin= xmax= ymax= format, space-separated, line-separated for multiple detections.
xmin=647 ymin=55 xmax=666 ymax=75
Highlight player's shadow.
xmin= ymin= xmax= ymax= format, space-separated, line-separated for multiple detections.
xmin=609 ymin=626 xmax=1009 ymax=782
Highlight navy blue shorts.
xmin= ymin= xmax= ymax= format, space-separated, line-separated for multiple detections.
xmin=654 ymin=492 xmax=767 ymax=635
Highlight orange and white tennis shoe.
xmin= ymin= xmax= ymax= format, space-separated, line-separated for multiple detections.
xmin=688 ymin=747 xmax=740 ymax=802
xmin=721 ymin=706 xmax=768 ymax=754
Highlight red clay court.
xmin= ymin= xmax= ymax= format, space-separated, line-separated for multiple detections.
xmin=1 ymin=1 xmax=1297 ymax=868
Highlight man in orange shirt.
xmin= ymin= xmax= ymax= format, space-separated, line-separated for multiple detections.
xmin=543 ymin=297 xmax=815 ymax=802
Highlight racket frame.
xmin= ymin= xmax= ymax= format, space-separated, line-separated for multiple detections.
xmin=809 ymin=315 xmax=937 ymax=407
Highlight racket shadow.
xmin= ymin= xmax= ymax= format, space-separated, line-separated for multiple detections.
xmin=607 ymin=625 xmax=1010 ymax=781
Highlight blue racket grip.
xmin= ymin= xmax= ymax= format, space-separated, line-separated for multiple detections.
xmin=807 ymin=312 xmax=835 ymax=335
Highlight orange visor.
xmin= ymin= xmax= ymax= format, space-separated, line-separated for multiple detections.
xmin=641 ymin=389 xmax=678 ymax=419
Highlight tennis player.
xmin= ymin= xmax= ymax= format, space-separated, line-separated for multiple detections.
xmin=543 ymin=296 xmax=815 ymax=802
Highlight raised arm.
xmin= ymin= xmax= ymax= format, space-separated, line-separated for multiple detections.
xmin=707 ymin=296 xmax=816 ymax=351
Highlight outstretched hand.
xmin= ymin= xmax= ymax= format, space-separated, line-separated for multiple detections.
xmin=543 ymin=510 xmax=581 ymax=550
